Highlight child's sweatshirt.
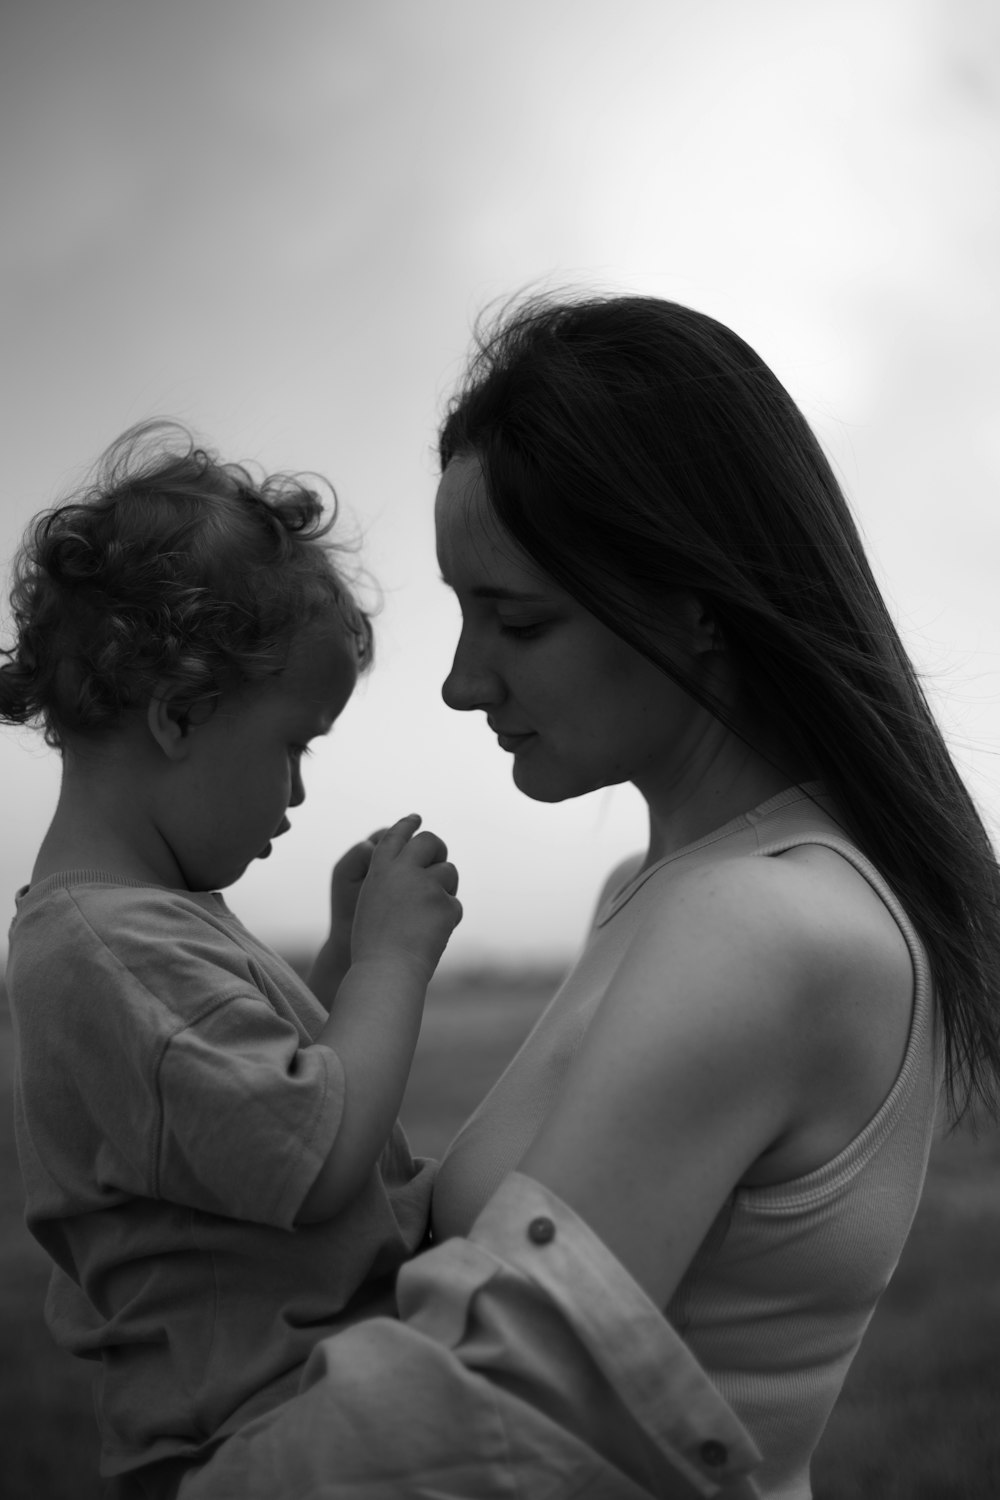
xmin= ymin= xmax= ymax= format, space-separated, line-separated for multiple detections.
xmin=8 ymin=872 xmax=433 ymax=1490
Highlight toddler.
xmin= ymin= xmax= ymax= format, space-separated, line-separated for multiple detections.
xmin=0 ymin=423 xmax=461 ymax=1498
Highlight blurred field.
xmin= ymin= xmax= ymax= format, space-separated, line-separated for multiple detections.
xmin=2 ymin=965 xmax=999 ymax=1499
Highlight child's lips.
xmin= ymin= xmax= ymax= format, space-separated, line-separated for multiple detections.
xmin=258 ymin=817 xmax=292 ymax=859
xmin=259 ymin=819 xmax=291 ymax=859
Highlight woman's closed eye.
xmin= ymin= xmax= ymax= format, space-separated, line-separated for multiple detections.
xmin=497 ymin=617 xmax=550 ymax=640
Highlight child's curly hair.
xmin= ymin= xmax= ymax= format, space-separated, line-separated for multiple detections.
xmin=0 ymin=421 xmax=374 ymax=751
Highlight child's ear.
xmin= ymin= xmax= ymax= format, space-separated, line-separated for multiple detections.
xmin=147 ymin=691 xmax=190 ymax=761
xmin=146 ymin=687 xmax=216 ymax=760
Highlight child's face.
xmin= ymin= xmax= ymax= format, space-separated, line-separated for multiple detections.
xmin=162 ymin=621 xmax=358 ymax=891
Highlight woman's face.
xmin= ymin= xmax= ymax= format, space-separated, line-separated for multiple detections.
xmin=435 ymin=454 xmax=719 ymax=806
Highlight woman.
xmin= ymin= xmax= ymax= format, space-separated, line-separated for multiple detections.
xmin=187 ymin=294 xmax=1000 ymax=1499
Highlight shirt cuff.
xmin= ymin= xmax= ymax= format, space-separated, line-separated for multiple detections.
xmin=398 ymin=1171 xmax=762 ymax=1496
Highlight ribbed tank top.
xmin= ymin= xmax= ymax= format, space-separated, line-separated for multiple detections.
xmin=432 ymin=784 xmax=942 ymax=1499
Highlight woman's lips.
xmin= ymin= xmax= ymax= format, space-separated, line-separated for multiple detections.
xmin=495 ymin=730 xmax=536 ymax=753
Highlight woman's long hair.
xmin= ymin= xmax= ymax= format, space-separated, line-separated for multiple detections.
xmin=439 ymin=293 xmax=1000 ymax=1125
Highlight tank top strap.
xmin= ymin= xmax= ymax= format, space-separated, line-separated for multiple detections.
xmin=748 ymin=828 xmax=940 ymax=1190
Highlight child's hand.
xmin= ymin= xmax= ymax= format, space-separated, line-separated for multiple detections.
xmin=351 ymin=814 xmax=462 ymax=983
xmin=306 ymin=818 xmax=462 ymax=1218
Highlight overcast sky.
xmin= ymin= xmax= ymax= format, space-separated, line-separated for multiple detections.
xmin=2 ymin=0 xmax=998 ymax=966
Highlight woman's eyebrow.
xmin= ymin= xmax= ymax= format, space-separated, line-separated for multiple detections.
xmin=471 ymin=586 xmax=549 ymax=602
xmin=438 ymin=577 xmax=548 ymax=602
xmin=438 ymin=573 xmax=551 ymax=603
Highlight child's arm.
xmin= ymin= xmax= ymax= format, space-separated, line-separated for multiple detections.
xmin=307 ymin=831 xmax=387 ymax=1012
xmin=296 ymin=815 xmax=461 ymax=1222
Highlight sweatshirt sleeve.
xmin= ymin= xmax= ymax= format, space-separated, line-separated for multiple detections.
xmin=154 ymin=993 xmax=344 ymax=1227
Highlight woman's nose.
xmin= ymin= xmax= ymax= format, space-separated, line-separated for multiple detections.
xmin=290 ymin=762 xmax=307 ymax=807
xmin=441 ymin=635 xmax=501 ymax=713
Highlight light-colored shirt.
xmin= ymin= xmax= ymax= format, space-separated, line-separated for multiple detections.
xmin=7 ymin=871 xmax=434 ymax=1485
xmin=181 ymin=1172 xmax=764 ymax=1500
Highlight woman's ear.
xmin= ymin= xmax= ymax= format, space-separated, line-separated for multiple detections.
xmin=676 ymin=595 xmax=723 ymax=657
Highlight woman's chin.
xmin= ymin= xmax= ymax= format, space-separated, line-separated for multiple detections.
xmin=511 ymin=760 xmax=591 ymax=804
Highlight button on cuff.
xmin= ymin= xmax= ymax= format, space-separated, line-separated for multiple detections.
xmin=527 ymin=1215 xmax=556 ymax=1245
xmin=698 ymin=1438 xmax=729 ymax=1468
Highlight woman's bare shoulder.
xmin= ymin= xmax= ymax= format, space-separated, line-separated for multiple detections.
xmin=641 ymin=840 xmax=910 ymax=986
xmin=623 ymin=846 xmax=915 ymax=1181
xmin=619 ymin=852 xmax=847 ymax=1037
xmin=591 ymin=852 xmax=645 ymax=919
xmin=520 ymin=856 xmax=831 ymax=1303
xmin=520 ymin=847 xmax=914 ymax=1302
xmin=588 ymin=846 xmax=912 ymax=1137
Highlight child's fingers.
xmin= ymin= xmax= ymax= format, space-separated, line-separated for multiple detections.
xmin=372 ymin=814 xmax=423 ymax=856
xmin=370 ymin=820 xmax=454 ymax=870
xmin=404 ymin=830 xmax=451 ymax=868
xmin=332 ymin=841 xmax=376 ymax=883
xmin=433 ymin=860 xmax=460 ymax=897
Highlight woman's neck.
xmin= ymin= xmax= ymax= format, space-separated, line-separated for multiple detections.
xmin=638 ymin=728 xmax=814 ymax=869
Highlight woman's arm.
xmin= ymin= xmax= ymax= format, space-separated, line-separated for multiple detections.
xmin=520 ymin=854 xmax=851 ymax=1307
